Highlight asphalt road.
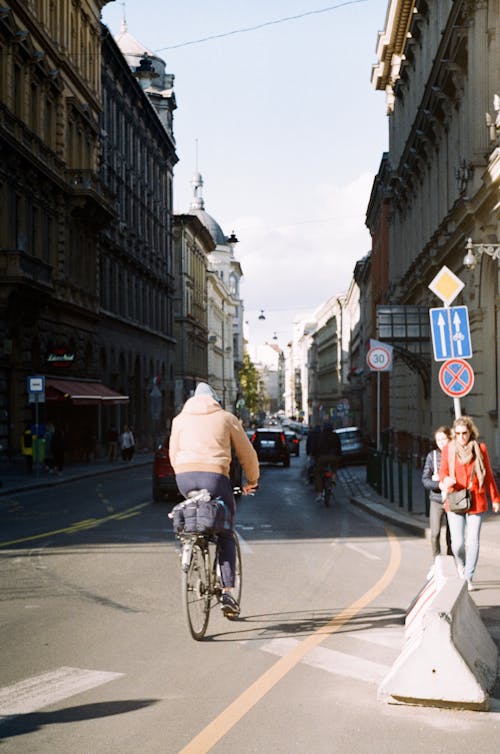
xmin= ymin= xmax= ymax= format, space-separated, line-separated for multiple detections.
xmin=1 ymin=457 xmax=499 ymax=753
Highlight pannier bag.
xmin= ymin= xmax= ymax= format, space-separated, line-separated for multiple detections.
xmin=169 ymin=489 xmax=231 ymax=536
xmin=447 ymin=488 xmax=471 ymax=513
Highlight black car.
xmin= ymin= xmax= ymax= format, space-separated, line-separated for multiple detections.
xmin=250 ymin=428 xmax=290 ymax=467
xmin=335 ymin=427 xmax=369 ymax=466
xmin=284 ymin=430 xmax=300 ymax=456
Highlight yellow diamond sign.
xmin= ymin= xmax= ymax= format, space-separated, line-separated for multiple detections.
xmin=428 ymin=265 xmax=464 ymax=306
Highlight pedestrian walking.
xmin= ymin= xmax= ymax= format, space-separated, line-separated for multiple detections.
xmin=120 ymin=425 xmax=135 ymax=461
xmin=20 ymin=424 xmax=33 ymax=474
xmin=50 ymin=425 xmax=65 ymax=474
xmin=107 ymin=425 xmax=119 ymax=461
xmin=421 ymin=425 xmax=453 ymax=579
xmin=439 ymin=416 xmax=500 ymax=591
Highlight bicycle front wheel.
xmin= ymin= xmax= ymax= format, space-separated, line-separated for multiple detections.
xmin=182 ymin=542 xmax=210 ymax=640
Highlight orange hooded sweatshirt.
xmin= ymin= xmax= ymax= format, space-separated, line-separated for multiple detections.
xmin=169 ymin=394 xmax=259 ymax=486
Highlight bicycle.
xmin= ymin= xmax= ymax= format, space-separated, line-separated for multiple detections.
xmin=320 ymin=464 xmax=336 ymax=507
xmin=170 ymin=489 xmax=242 ymax=641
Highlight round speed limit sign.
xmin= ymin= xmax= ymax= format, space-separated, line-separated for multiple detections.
xmin=367 ymin=346 xmax=392 ymax=371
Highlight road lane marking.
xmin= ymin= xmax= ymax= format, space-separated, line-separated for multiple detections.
xmin=0 ymin=502 xmax=149 ymax=548
xmin=345 ymin=543 xmax=381 ymax=560
xmin=179 ymin=527 xmax=401 ymax=753
xmin=0 ymin=667 xmax=124 ymax=721
xmin=261 ymin=637 xmax=389 ymax=684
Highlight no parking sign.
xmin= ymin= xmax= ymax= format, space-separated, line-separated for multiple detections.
xmin=438 ymin=359 xmax=474 ymax=398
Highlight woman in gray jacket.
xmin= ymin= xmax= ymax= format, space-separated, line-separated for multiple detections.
xmin=422 ymin=425 xmax=452 ymax=579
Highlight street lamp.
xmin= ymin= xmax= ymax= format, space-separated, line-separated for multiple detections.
xmin=463 ymin=237 xmax=500 ymax=270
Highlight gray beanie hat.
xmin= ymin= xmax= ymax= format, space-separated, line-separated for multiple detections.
xmin=194 ymin=382 xmax=220 ymax=402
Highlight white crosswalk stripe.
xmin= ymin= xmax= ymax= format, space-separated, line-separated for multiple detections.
xmin=0 ymin=667 xmax=123 ymax=721
xmin=260 ymin=637 xmax=390 ymax=684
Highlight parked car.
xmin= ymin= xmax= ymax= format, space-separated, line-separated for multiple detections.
xmin=284 ymin=430 xmax=300 ymax=456
xmin=250 ymin=428 xmax=290 ymax=467
xmin=336 ymin=427 xmax=369 ymax=466
xmin=153 ymin=439 xmax=245 ymax=503
xmin=152 ymin=440 xmax=182 ymax=503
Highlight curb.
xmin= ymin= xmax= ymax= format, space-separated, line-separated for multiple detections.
xmin=0 ymin=457 xmax=153 ymax=497
xmin=350 ymin=494 xmax=429 ymax=538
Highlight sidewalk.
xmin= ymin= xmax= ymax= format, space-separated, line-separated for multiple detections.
xmin=339 ymin=465 xmax=500 ymax=562
xmin=0 ymin=451 xmax=154 ymax=497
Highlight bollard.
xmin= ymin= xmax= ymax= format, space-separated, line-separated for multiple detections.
xmin=407 ymin=460 xmax=413 ymax=513
xmin=389 ymin=456 xmax=394 ymax=503
xmin=398 ymin=458 xmax=404 ymax=507
xmin=383 ymin=453 xmax=388 ymax=497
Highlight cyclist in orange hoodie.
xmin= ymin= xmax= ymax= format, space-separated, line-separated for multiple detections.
xmin=169 ymin=382 xmax=259 ymax=617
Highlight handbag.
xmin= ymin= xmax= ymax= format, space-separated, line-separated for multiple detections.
xmin=447 ymin=488 xmax=471 ymax=513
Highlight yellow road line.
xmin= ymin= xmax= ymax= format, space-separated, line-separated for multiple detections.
xmin=179 ymin=527 xmax=401 ymax=754
xmin=0 ymin=502 xmax=149 ymax=548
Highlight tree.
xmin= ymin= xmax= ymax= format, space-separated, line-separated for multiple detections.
xmin=238 ymin=352 xmax=261 ymax=418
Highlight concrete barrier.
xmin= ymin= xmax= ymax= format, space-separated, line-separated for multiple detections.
xmin=378 ymin=555 xmax=498 ymax=710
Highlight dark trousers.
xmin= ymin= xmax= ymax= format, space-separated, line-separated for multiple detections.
xmin=175 ymin=471 xmax=236 ymax=588
xmin=429 ymin=498 xmax=452 ymax=557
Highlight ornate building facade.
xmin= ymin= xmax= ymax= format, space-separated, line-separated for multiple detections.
xmin=370 ymin=0 xmax=500 ymax=464
xmin=0 ymin=2 xmax=178 ymax=456
xmin=172 ymin=213 xmax=214 ymax=412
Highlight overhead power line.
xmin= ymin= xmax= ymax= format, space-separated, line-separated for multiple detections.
xmin=154 ymin=1 xmax=368 ymax=53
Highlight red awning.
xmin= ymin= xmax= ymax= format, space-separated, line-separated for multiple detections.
xmin=46 ymin=379 xmax=129 ymax=405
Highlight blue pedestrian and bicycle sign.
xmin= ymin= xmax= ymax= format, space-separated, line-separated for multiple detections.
xmin=438 ymin=359 xmax=474 ymax=398
xmin=429 ymin=306 xmax=472 ymax=361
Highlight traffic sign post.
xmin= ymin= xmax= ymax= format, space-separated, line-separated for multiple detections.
xmin=366 ymin=340 xmax=393 ymax=451
xmin=429 ymin=267 xmax=473 ymax=419
xmin=27 ymin=375 xmax=45 ymax=478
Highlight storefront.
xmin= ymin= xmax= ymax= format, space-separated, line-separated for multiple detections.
xmin=45 ymin=378 xmax=129 ymax=461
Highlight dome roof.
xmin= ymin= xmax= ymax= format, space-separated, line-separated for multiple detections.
xmin=114 ymin=19 xmax=168 ymax=85
xmin=190 ymin=209 xmax=227 ymax=246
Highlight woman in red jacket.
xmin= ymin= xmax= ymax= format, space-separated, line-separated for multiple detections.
xmin=440 ymin=416 xmax=500 ymax=591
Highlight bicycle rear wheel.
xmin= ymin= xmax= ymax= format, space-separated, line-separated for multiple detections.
xmin=233 ymin=532 xmax=242 ymax=607
xmin=182 ymin=542 xmax=210 ymax=640
xmin=323 ymin=483 xmax=331 ymax=507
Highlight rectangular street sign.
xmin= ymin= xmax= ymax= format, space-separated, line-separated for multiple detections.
xmin=429 ymin=306 xmax=472 ymax=361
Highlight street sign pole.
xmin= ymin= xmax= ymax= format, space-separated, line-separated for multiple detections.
xmin=429 ymin=267 xmax=472 ymax=421
xmin=377 ymin=372 xmax=381 ymax=452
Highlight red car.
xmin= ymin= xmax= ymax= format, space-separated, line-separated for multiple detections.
xmin=152 ymin=441 xmax=182 ymax=503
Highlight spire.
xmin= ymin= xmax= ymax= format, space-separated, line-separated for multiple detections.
xmin=120 ymin=2 xmax=128 ymax=33
xmin=190 ymin=145 xmax=204 ymax=210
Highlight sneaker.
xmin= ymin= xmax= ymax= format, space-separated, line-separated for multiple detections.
xmin=220 ymin=593 xmax=240 ymax=618
xmin=467 ymin=581 xmax=476 ymax=592
xmin=315 ymin=494 xmax=323 ymax=503
xmin=457 ymin=564 xmax=465 ymax=579
xmin=426 ymin=565 xmax=435 ymax=580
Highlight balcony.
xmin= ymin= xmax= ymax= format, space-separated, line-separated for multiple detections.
xmin=0 ymin=250 xmax=52 ymax=289
xmin=66 ymin=169 xmax=115 ymax=228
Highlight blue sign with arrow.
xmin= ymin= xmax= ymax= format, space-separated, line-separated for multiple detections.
xmin=429 ymin=306 xmax=472 ymax=361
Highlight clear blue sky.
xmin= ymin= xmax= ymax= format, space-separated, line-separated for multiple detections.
xmin=101 ymin=0 xmax=389 ymax=362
